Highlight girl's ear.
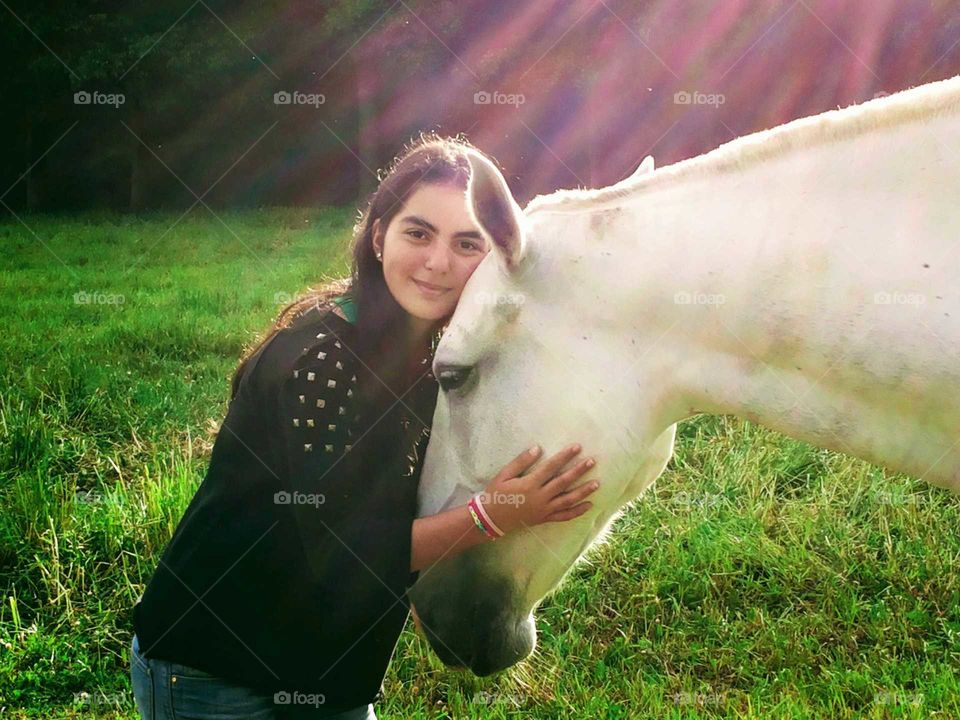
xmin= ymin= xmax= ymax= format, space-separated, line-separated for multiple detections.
xmin=372 ymin=218 xmax=383 ymax=255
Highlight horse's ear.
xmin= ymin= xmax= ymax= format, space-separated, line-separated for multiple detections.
xmin=627 ymin=155 xmax=655 ymax=181
xmin=466 ymin=151 xmax=525 ymax=271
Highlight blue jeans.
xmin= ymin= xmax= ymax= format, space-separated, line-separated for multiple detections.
xmin=130 ymin=634 xmax=376 ymax=719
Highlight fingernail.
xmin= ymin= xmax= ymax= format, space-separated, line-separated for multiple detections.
xmin=529 ymin=445 xmax=541 ymax=456
xmin=584 ymin=458 xmax=595 ymax=468
xmin=592 ymin=482 xmax=600 ymax=489
xmin=570 ymin=443 xmax=582 ymax=453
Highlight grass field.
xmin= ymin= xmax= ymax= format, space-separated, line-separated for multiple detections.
xmin=1 ymin=209 xmax=958 ymax=719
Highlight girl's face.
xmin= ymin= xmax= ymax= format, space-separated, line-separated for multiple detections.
xmin=373 ymin=182 xmax=490 ymax=325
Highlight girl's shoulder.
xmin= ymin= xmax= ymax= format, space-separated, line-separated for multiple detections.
xmin=329 ymin=293 xmax=357 ymax=324
xmin=286 ymin=296 xmax=353 ymax=333
xmin=239 ymin=301 xmax=356 ymax=405
xmin=287 ymin=294 xmax=355 ymax=328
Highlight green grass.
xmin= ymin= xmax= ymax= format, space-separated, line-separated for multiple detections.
xmin=1 ymin=209 xmax=958 ymax=719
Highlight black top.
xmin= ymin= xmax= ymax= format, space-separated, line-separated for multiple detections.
xmin=133 ymin=303 xmax=439 ymax=712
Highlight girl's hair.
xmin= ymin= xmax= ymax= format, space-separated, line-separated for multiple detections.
xmin=230 ymin=131 xmax=488 ymax=402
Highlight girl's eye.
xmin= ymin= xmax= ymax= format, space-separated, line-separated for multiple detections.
xmin=460 ymin=241 xmax=481 ymax=252
xmin=406 ymin=230 xmax=427 ymax=240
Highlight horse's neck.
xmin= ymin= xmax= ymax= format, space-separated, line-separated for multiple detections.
xmin=609 ymin=108 xmax=960 ymax=490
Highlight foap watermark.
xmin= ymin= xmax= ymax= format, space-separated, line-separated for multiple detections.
xmin=670 ymin=491 xmax=723 ymax=510
xmin=274 ymin=490 xmax=325 ymax=508
xmin=73 ymin=690 xmax=128 ymax=710
xmin=673 ymin=690 xmax=726 ymax=707
xmin=874 ymin=691 xmax=923 ymax=706
xmin=474 ymin=90 xmax=525 ymax=107
xmin=472 ymin=690 xmax=523 ymax=706
xmin=273 ymin=690 xmax=325 ymax=708
xmin=674 ymin=90 xmax=725 ymax=108
xmin=873 ymin=291 xmax=926 ymax=307
xmin=273 ymin=290 xmax=315 ymax=305
xmin=74 ymin=290 xmax=125 ymax=306
xmin=477 ymin=490 xmax=525 ymax=507
xmin=74 ymin=90 xmax=125 ymax=108
xmin=674 ymin=290 xmax=725 ymax=306
xmin=274 ymin=90 xmax=325 ymax=108
xmin=871 ymin=489 xmax=921 ymax=506
xmin=75 ymin=490 xmax=104 ymax=505
xmin=474 ymin=290 xmax=526 ymax=307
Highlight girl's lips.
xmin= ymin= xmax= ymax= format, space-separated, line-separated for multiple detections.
xmin=413 ymin=278 xmax=450 ymax=295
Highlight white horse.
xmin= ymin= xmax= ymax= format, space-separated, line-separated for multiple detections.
xmin=408 ymin=75 xmax=960 ymax=676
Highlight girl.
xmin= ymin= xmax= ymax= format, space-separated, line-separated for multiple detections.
xmin=130 ymin=134 xmax=599 ymax=719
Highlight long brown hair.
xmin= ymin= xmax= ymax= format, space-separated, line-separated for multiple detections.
xmin=231 ymin=131 xmax=490 ymax=402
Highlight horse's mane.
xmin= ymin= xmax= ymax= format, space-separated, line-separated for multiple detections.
xmin=525 ymin=75 xmax=960 ymax=216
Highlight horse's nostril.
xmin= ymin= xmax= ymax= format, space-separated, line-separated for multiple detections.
xmin=436 ymin=364 xmax=473 ymax=392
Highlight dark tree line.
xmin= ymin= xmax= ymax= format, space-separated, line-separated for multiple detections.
xmin=0 ymin=1 xmax=456 ymax=210
xmin=2 ymin=0 xmax=958 ymax=212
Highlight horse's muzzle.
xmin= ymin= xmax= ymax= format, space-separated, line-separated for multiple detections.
xmin=409 ymin=558 xmax=535 ymax=675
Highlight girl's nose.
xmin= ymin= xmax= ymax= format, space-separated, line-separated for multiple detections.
xmin=424 ymin=242 xmax=451 ymax=272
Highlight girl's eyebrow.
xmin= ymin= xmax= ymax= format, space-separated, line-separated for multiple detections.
xmin=400 ymin=215 xmax=484 ymax=240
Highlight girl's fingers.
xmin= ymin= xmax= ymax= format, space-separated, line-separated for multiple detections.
xmin=544 ymin=455 xmax=595 ymax=493
xmin=545 ymin=501 xmax=593 ymax=523
xmin=529 ymin=444 xmax=583 ymax=486
xmin=494 ymin=445 xmax=543 ymax=483
xmin=552 ymin=478 xmax=600 ymax=509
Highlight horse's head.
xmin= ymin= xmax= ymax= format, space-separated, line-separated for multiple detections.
xmin=409 ymin=152 xmax=677 ymax=675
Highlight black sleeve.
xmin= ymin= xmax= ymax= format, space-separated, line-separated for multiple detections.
xmin=269 ymin=327 xmax=418 ymax=601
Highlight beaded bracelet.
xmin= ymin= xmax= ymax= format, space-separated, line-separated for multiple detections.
xmin=468 ymin=494 xmax=505 ymax=540
xmin=467 ymin=502 xmax=493 ymax=539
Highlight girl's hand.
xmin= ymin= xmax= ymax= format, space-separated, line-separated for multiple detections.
xmin=479 ymin=444 xmax=599 ymax=535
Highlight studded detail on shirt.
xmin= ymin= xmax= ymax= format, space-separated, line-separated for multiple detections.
xmin=283 ymin=309 xmax=442 ymax=471
xmin=286 ymin=319 xmax=366 ymax=463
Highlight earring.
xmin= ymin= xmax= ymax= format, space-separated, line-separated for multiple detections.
xmin=376 ymin=251 xmax=382 ymax=261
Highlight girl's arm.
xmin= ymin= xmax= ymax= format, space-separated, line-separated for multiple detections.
xmin=410 ymin=444 xmax=599 ymax=572
xmin=410 ymin=504 xmax=492 ymax=572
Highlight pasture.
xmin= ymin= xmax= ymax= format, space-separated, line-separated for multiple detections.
xmin=1 ymin=210 xmax=958 ymax=718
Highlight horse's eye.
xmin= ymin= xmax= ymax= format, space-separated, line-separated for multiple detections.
xmin=436 ymin=364 xmax=473 ymax=392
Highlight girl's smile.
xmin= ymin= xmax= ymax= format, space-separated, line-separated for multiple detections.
xmin=412 ymin=277 xmax=451 ymax=295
